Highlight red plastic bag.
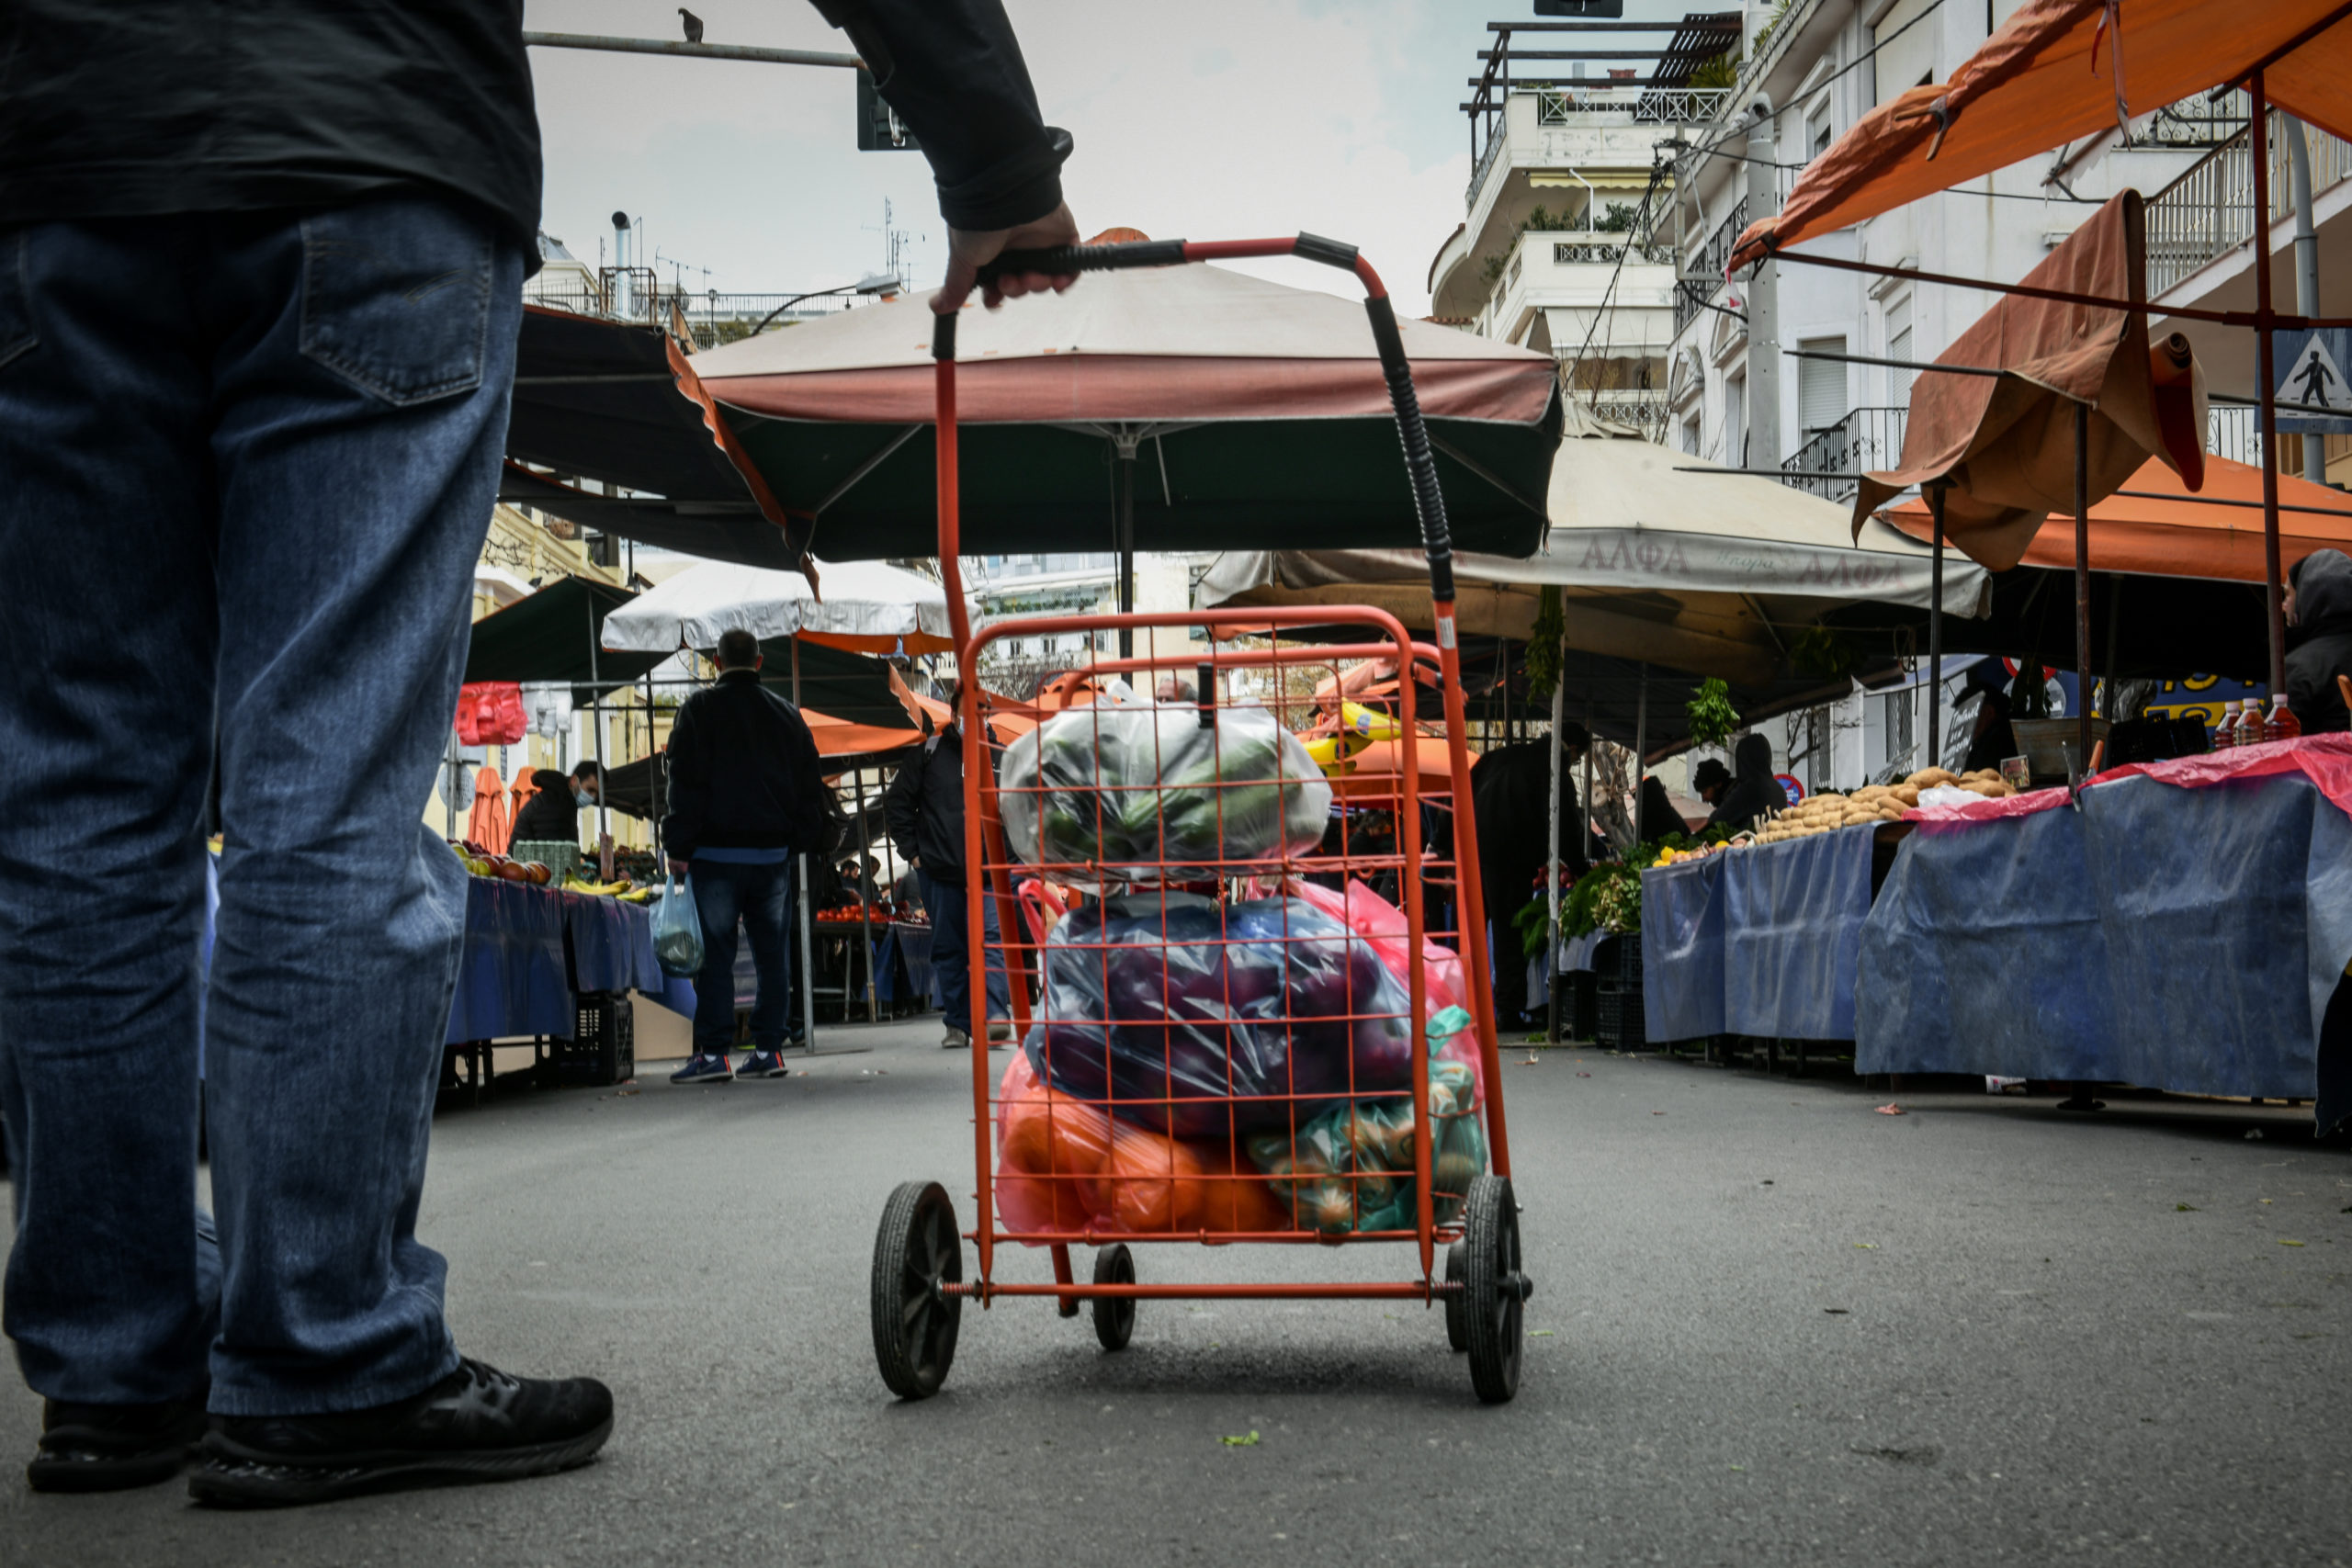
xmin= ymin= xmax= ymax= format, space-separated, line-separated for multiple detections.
xmin=1287 ymin=877 xmax=1485 ymax=1106
xmin=454 ymin=682 xmax=526 ymax=746
xmin=995 ymin=1052 xmax=1290 ymax=1239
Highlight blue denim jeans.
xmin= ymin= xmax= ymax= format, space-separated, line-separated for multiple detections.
xmin=691 ymin=859 xmax=797 ymax=1054
xmin=0 ymin=202 xmax=523 ymax=1415
xmin=921 ymin=873 xmax=1011 ymax=1035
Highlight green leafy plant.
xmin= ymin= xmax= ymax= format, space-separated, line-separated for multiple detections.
xmin=1593 ymin=202 xmax=1640 ymax=234
xmin=1790 ymin=625 xmax=1857 ymax=680
xmin=1686 ymin=678 xmax=1741 ymax=750
xmin=1525 ymin=585 xmax=1565 ymax=702
xmin=1690 ymin=51 xmax=1739 ymax=89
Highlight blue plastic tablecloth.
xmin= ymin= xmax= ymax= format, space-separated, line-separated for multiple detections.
xmin=1724 ymin=823 xmax=1877 ymax=1041
xmin=1858 ymin=768 xmax=2352 ymax=1130
xmin=560 ymin=889 xmax=662 ymax=996
xmin=1640 ymin=853 xmax=1727 ymax=1043
xmin=447 ymin=877 xmax=573 ymax=1043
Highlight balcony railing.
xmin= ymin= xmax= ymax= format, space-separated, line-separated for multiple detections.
xmin=2146 ymin=109 xmax=2352 ymax=297
xmin=1552 ymin=236 xmax=1676 ymax=265
xmin=1533 ymin=84 xmax=1734 ymax=127
xmin=1780 ymin=407 xmax=1908 ymax=501
xmin=1674 ymin=195 xmax=1747 ymax=337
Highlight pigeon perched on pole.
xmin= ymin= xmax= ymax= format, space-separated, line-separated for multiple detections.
xmin=679 ymin=8 xmax=704 ymax=43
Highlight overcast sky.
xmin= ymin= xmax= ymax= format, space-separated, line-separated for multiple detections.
xmin=525 ymin=0 xmax=1692 ymax=315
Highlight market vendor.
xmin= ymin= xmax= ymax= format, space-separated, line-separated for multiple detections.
xmin=511 ymin=760 xmax=602 ymax=847
xmin=885 ymin=685 xmax=1013 ymax=1048
xmin=2288 ymin=548 xmax=2352 ymax=732
xmin=1705 ymin=733 xmax=1783 ymax=831
xmin=1691 ymin=757 xmax=1731 ymax=811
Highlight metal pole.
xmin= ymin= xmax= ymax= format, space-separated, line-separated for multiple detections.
xmin=1544 ymin=640 xmax=1565 ymax=1046
xmin=1116 ymin=438 xmax=1137 ymax=660
xmin=1634 ymin=661 xmax=1648 ymax=789
xmin=793 ymin=636 xmax=817 ymax=1052
xmin=2103 ymin=576 xmax=2123 ymax=716
xmin=2251 ymin=73 xmax=2290 ymax=702
xmin=2074 ymin=400 xmax=2093 ymax=784
xmin=645 ymin=670 xmax=661 ymax=859
xmin=520 ymin=32 xmax=862 ymax=68
xmin=854 ymin=766 xmax=879 ymax=1023
xmin=1928 ymin=485 xmax=1947 ymax=771
xmin=1582 ymin=682 xmax=1596 ymax=867
xmin=2287 ymin=114 xmax=2327 ymax=484
xmin=587 ymin=597 xmax=611 ymax=880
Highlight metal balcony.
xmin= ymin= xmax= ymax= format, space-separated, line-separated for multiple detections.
xmin=2146 ymin=109 xmax=2352 ymax=299
xmin=1780 ymin=407 xmax=1908 ymax=501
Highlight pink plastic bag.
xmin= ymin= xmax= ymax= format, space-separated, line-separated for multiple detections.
xmin=1287 ymin=878 xmax=1485 ymax=1106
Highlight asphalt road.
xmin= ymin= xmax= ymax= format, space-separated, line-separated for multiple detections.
xmin=4 ymin=1022 xmax=2348 ymax=1566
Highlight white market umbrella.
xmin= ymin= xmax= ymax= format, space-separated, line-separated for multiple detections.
xmin=1200 ymin=404 xmax=1989 ymax=687
xmin=600 ymin=558 xmax=960 ymax=657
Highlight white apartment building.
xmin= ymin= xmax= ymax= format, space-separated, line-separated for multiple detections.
xmin=1646 ymin=0 xmax=2331 ymax=787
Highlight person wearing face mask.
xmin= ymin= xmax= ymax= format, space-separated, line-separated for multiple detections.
xmin=511 ymin=761 xmax=604 ymax=849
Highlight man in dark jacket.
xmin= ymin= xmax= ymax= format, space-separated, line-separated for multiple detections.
xmin=662 ymin=631 xmax=829 ymax=1084
xmin=511 ymin=762 xmax=602 ymax=849
xmin=0 ymin=0 xmax=1078 ymax=1501
xmin=885 ymin=690 xmax=1012 ymax=1048
xmin=2287 ymin=548 xmax=2352 ymax=733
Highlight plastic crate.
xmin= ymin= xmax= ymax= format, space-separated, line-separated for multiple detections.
xmin=555 ymin=992 xmax=635 ymax=1086
xmin=1593 ymin=932 xmax=1644 ymax=987
xmin=1555 ymin=969 xmax=1598 ymax=1041
xmin=1596 ymin=985 xmax=1646 ymax=1049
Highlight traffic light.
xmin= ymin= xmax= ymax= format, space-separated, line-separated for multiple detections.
xmin=1534 ymin=1 xmax=1625 ymax=14
xmin=855 ymin=67 xmax=919 ymax=152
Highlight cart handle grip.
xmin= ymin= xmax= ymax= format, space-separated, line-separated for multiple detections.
xmin=975 ymin=238 xmax=1189 ymax=288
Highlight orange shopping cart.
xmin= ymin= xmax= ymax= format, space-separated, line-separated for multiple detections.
xmin=869 ymin=236 xmax=1531 ymax=1404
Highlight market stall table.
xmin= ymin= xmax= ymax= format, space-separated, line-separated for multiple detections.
xmin=1858 ymin=739 xmax=2352 ymax=1133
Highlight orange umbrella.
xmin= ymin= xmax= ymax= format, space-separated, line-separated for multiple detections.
xmin=1881 ymin=453 xmax=2352 ymax=579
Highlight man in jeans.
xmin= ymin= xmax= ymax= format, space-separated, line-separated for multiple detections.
xmin=0 ymin=0 xmax=1079 ymax=1504
xmin=662 ymin=630 xmax=829 ymax=1084
xmin=885 ymin=688 xmax=1013 ymax=1049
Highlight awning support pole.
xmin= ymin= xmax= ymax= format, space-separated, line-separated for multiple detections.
xmin=1544 ymin=633 xmax=1565 ymax=1048
xmin=588 ymin=597 xmax=612 ymax=881
xmin=854 ymin=765 xmax=878 ymax=1024
xmin=2103 ymin=576 xmax=2123 ymax=716
xmin=2251 ymin=70 xmax=2290 ymax=701
xmin=2075 ymin=400 xmax=2093 ymax=788
xmin=1115 ymin=435 xmax=1137 ymax=660
xmin=1634 ymin=660 xmax=1648 ymax=779
xmin=1928 ymin=485 xmax=1946 ymax=772
xmin=794 ymin=635 xmax=817 ymax=1052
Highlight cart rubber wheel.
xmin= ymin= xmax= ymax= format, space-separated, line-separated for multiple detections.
xmin=1091 ymin=1243 xmax=1136 ymax=1351
xmin=1443 ymin=1241 xmax=1468 ymax=1353
xmin=870 ymin=1181 xmax=962 ymax=1400
xmin=1462 ymin=1175 xmax=1526 ymax=1404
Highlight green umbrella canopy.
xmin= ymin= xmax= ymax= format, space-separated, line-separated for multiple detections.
xmin=462 ymin=577 xmax=662 ymax=687
xmin=684 ymin=263 xmax=1565 ymax=561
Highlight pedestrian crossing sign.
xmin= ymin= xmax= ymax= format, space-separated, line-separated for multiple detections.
xmin=2274 ymin=328 xmax=2352 ymax=432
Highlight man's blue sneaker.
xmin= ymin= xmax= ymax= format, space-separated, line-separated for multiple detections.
xmin=739 ymin=1050 xmax=788 ymax=1078
xmin=669 ymin=1053 xmax=734 ymax=1085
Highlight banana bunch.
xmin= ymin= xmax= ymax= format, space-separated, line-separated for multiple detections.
xmin=561 ymin=875 xmax=635 ymax=897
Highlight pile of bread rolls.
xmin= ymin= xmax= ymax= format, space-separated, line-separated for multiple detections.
xmin=1746 ymin=766 xmax=2016 ymax=846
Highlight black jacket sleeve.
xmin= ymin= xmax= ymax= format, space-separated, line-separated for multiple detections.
xmin=662 ymin=696 xmax=709 ymax=860
xmin=883 ymin=748 xmax=925 ymax=865
xmin=809 ymin=0 xmax=1070 ymax=231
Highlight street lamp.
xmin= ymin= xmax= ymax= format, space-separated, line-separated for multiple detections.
xmin=750 ymin=272 xmax=901 ymax=336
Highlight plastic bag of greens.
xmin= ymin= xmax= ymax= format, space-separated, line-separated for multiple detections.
xmin=651 ymin=869 xmax=705 ymax=977
xmin=1025 ymin=891 xmax=1413 ymax=1138
xmin=1245 ymin=1049 xmax=1487 ymax=1235
xmin=997 ymin=683 xmax=1331 ymax=888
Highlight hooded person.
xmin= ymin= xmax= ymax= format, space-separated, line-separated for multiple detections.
xmin=1706 ymin=733 xmax=1783 ymax=831
xmin=1469 ymin=728 xmax=1592 ymax=1028
xmin=2287 ymin=548 xmax=2352 ymax=734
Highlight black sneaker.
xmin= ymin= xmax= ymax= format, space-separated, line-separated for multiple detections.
xmin=28 ymin=1395 xmax=209 ymax=1493
xmin=188 ymin=1358 xmax=612 ymax=1508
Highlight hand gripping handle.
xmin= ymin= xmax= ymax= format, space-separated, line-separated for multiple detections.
xmin=973 ymin=238 xmax=1189 ymax=289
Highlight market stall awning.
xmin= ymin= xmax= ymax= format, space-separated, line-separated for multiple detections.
xmin=601 ymin=558 xmax=960 ymax=656
xmin=676 ymin=262 xmax=1566 ymax=559
xmin=1879 ymin=452 xmax=2352 ymax=579
xmin=1728 ymin=0 xmax=2352 ymax=271
xmin=1854 ymin=192 xmax=2208 ymax=571
xmin=501 ymin=307 xmax=805 ymax=571
xmin=1199 ymin=407 xmax=1987 ymax=687
xmin=600 ymin=714 xmax=926 ymax=819
xmin=462 ymin=576 xmax=665 ymax=687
